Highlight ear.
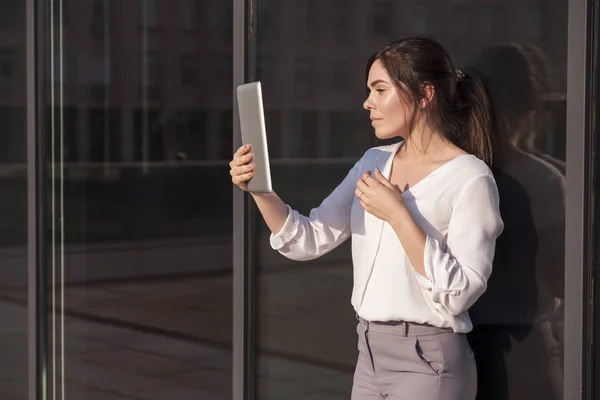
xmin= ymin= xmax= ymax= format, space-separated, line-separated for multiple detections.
xmin=419 ymin=82 xmax=435 ymax=109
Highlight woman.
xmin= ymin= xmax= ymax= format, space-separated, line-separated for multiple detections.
xmin=230 ymin=37 xmax=503 ymax=400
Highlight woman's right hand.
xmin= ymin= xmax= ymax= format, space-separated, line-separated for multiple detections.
xmin=229 ymin=144 xmax=255 ymax=191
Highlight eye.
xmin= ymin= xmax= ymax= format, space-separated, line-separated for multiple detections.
xmin=376 ymin=88 xmax=385 ymax=93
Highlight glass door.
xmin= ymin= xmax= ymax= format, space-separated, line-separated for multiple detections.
xmin=246 ymin=0 xmax=572 ymax=399
xmin=0 ymin=0 xmax=29 ymax=399
xmin=41 ymin=1 xmax=235 ymax=399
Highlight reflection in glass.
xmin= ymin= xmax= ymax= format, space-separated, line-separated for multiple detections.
xmin=369 ymin=1 xmax=394 ymax=37
xmin=467 ymin=42 xmax=565 ymax=400
xmin=0 ymin=1 xmax=27 ymax=399
xmin=44 ymin=0 xmax=234 ymax=398
xmin=254 ymin=0 xmax=568 ymax=398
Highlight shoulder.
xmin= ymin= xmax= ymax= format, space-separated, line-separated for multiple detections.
xmin=449 ymin=155 xmax=499 ymax=203
xmin=452 ymin=154 xmax=495 ymax=184
xmin=512 ymin=153 xmax=565 ymax=186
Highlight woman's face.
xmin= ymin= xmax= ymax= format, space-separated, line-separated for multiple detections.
xmin=363 ymin=59 xmax=413 ymax=140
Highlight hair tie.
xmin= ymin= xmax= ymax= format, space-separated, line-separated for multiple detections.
xmin=456 ymin=69 xmax=465 ymax=82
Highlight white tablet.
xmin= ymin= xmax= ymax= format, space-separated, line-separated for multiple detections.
xmin=236 ymin=81 xmax=273 ymax=193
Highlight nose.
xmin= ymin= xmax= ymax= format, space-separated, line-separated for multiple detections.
xmin=363 ymin=95 xmax=374 ymax=111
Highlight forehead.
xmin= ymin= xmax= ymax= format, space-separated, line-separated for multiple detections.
xmin=367 ymin=59 xmax=391 ymax=83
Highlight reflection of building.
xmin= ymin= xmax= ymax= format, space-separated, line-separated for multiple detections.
xmin=0 ymin=0 xmax=234 ymax=164
xmin=0 ymin=0 xmax=566 ymax=163
xmin=257 ymin=0 xmax=566 ymax=159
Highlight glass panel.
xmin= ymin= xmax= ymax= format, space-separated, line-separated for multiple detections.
xmin=0 ymin=1 xmax=27 ymax=399
xmin=253 ymin=0 xmax=567 ymax=398
xmin=44 ymin=1 xmax=233 ymax=398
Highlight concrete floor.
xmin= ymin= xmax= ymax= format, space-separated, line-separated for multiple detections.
xmin=0 ymin=262 xmax=357 ymax=399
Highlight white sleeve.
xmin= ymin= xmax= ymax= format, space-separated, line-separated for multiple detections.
xmin=269 ymin=156 xmax=364 ymax=261
xmin=414 ymin=173 xmax=504 ymax=315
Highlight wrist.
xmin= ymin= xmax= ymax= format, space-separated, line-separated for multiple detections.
xmin=389 ymin=204 xmax=410 ymax=227
xmin=250 ymin=191 xmax=272 ymax=198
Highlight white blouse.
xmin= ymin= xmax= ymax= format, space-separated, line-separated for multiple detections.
xmin=270 ymin=142 xmax=504 ymax=333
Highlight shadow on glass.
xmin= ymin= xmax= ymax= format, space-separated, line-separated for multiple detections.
xmin=466 ymin=42 xmax=565 ymax=400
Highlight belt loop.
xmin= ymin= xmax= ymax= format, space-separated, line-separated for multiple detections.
xmin=404 ymin=321 xmax=409 ymax=337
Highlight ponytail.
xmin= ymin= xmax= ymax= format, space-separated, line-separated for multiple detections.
xmin=367 ymin=37 xmax=496 ymax=165
xmin=452 ymin=71 xmax=494 ymax=166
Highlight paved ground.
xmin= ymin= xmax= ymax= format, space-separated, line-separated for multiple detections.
xmin=0 ymin=261 xmax=358 ymax=399
xmin=0 ymin=233 xmax=567 ymax=400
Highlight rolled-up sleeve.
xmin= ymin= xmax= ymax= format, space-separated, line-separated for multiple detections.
xmin=269 ymin=156 xmax=365 ymax=261
xmin=415 ymin=173 xmax=504 ymax=315
xmin=270 ymin=205 xmax=298 ymax=250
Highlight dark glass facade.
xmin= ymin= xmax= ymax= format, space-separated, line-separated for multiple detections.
xmin=252 ymin=1 xmax=569 ymax=399
xmin=0 ymin=0 xmax=596 ymax=399
xmin=41 ymin=0 xmax=234 ymax=398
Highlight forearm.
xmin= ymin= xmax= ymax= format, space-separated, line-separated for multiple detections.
xmin=389 ymin=207 xmax=427 ymax=276
xmin=250 ymin=191 xmax=289 ymax=235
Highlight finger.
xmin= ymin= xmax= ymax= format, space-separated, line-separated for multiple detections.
xmin=356 ymin=179 xmax=368 ymax=194
xmin=374 ymin=168 xmax=394 ymax=189
xmin=360 ymin=171 xmax=372 ymax=183
xmin=230 ymin=151 xmax=251 ymax=168
xmin=236 ymin=152 xmax=253 ymax=166
xmin=234 ymin=144 xmax=251 ymax=158
xmin=239 ymin=163 xmax=255 ymax=174
xmin=233 ymin=169 xmax=253 ymax=180
xmin=362 ymin=171 xmax=381 ymax=188
xmin=232 ymin=171 xmax=253 ymax=185
xmin=363 ymin=173 xmax=379 ymax=187
xmin=354 ymin=188 xmax=363 ymax=199
xmin=230 ymin=163 xmax=254 ymax=176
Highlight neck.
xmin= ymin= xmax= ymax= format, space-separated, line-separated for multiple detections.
xmin=400 ymin=127 xmax=450 ymax=161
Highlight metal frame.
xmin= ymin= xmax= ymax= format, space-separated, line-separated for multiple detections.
xmin=233 ymin=0 xmax=262 ymax=397
xmin=565 ymin=0 xmax=595 ymax=398
xmin=233 ymin=0 xmax=249 ymax=398
xmin=27 ymin=0 xmax=48 ymax=399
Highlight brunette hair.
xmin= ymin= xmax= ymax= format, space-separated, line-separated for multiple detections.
xmin=366 ymin=37 xmax=495 ymax=165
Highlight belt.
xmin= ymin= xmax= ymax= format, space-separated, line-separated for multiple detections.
xmin=356 ymin=315 xmax=454 ymax=337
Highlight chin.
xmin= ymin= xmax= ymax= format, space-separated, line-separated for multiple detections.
xmin=374 ymin=129 xmax=398 ymax=140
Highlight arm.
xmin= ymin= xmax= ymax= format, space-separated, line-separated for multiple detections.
xmin=388 ymin=209 xmax=427 ymax=276
xmin=535 ymin=174 xmax=566 ymax=299
xmin=411 ymin=174 xmax=504 ymax=315
xmin=250 ymin=191 xmax=289 ymax=235
xmin=269 ymin=157 xmax=365 ymax=261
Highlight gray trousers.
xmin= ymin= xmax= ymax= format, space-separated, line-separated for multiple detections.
xmin=352 ymin=317 xmax=477 ymax=400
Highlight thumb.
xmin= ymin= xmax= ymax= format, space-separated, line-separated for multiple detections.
xmin=374 ymin=168 xmax=394 ymax=189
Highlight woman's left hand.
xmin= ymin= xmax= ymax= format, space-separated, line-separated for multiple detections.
xmin=355 ymin=168 xmax=406 ymax=222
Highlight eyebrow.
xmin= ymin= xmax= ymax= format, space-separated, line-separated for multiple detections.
xmin=368 ymin=79 xmax=390 ymax=87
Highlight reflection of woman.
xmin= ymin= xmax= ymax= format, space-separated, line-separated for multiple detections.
xmin=514 ymin=44 xmax=566 ymax=175
xmin=230 ymin=37 xmax=504 ymax=399
xmin=466 ymin=43 xmax=566 ymax=400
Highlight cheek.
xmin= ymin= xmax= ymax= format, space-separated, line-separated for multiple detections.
xmin=381 ymin=96 xmax=408 ymax=127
